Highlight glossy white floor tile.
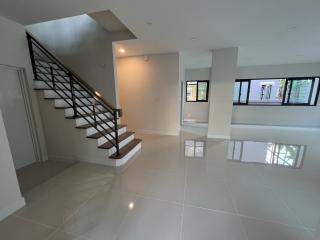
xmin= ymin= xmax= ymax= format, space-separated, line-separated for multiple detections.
xmin=228 ymin=182 xmax=301 ymax=227
xmin=241 ymin=216 xmax=315 ymax=240
xmin=62 ymin=190 xmax=137 ymax=240
xmin=117 ymin=196 xmax=182 ymax=240
xmin=49 ymin=230 xmax=90 ymax=240
xmin=182 ymin=206 xmax=247 ymax=240
xmin=185 ymin=168 xmax=236 ymax=212
xmin=0 ymin=128 xmax=319 ymax=240
xmin=0 ymin=215 xmax=55 ymax=240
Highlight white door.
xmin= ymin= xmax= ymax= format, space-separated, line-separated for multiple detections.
xmin=0 ymin=66 xmax=36 ymax=169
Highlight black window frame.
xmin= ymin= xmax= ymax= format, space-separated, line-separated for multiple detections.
xmin=186 ymin=80 xmax=209 ymax=102
xmin=233 ymin=77 xmax=320 ymax=106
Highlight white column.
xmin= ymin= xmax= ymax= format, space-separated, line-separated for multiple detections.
xmin=207 ymin=47 xmax=238 ymax=139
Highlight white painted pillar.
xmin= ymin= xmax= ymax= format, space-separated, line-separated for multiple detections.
xmin=207 ymin=47 xmax=238 ymax=139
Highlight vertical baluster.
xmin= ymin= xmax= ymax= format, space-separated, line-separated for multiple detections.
xmin=26 ymin=34 xmax=38 ymax=80
xmin=50 ymin=66 xmax=55 ymax=89
xmin=69 ymin=71 xmax=77 ymax=118
xmin=93 ymin=98 xmax=97 ymax=127
xmin=113 ymin=110 xmax=120 ymax=157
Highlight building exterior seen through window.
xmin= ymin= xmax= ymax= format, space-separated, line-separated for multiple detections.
xmin=186 ymin=81 xmax=209 ymax=102
xmin=233 ymin=77 xmax=319 ymax=106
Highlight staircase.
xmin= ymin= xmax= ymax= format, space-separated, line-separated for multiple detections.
xmin=26 ymin=32 xmax=141 ymax=166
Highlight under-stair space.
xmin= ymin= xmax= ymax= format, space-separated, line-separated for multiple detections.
xmin=27 ymin=32 xmax=141 ymax=167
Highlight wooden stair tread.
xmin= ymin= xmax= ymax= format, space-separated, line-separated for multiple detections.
xmin=98 ymin=132 xmax=135 ymax=149
xmin=87 ymin=125 xmax=126 ymax=139
xmin=110 ymin=139 xmax=142 ymax=159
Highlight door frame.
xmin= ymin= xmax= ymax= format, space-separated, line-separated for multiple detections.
xmin=0 ymin=64 xmax=42 ymax=164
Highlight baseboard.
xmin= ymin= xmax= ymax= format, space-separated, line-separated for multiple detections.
xmin=207 ymin=134 xmax=230 ymax=139
xmin=130 ymin=128 xmax=179 ymax=136
xmin=0 ymin=197 xmax=25 ymax=221
xmin=231 ymin=124 xmax=320 ymax=132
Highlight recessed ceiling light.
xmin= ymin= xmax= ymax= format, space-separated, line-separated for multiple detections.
xmin=119 ymin=48 xmax=126 ymax=53
xmin=128 ymin=202 xmax=135 ymax=210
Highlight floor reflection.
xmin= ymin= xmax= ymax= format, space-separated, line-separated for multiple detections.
xmin=16 ymin=160 xmax=75 ymax=194
xmin=228 ymin=140 xmax=305 ymax=168
xmin=184 ymin=140 xmax=205 ymax=158
xmin=2 ymin=130 xmax=319 ymax=240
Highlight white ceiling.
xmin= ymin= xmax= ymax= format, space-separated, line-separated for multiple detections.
xmin=88 ymin=10 xmax=129 ymax=33
xmin=1 ymin=0 xmax=320 ymax=66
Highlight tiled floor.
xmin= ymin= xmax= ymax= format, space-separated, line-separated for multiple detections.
xmin=1 ymin=128 xmax=319 ymax=240
xmin=16 ymin=160 xmax=75 ymax=194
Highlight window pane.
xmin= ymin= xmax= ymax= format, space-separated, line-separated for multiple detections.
xmin=197 ymin=82 xmax=208 ymax=101
xmin=233 ymin=82 xmax=240 ymax=103
xmin=248 ymin=79 xmax=285 ymax=105
xmin=186 ymin=82 xmax=197 ymax=101
xmin=289 ymin=79 xmax=312 ymax=104
xmin=239 ymin=81 xmax=249 ymax=103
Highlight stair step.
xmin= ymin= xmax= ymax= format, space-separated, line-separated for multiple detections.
xmin=75 ymin=112 xmax=113 ymax=127
xmin=35 ymin=60 xmax=59 ymax=69
xmin=64 ymin=105 xmax=105 ymax=117
xmin=36 ymin=73 xmax=69 ymax=83
xmin=54 ymin=98 xmax=94 ymax=108
xmin=36 ymin=68 xmax=68 ymax=77
xmin=98 ymin=132 xmax=135 ymax=150
xmin=34 ymin=80 xmax=82 ymax=91
xmin=109 ymin=139 xmax=142 ymax=159
xmin=87 ymin=125 xmax=126 ymax=139
xmin=76 ymin=119 xmax=105 ymax=129
xmin=44 ymin=90 xmax=90 ymax=99
xmin=66 ymin=109 xmax=109 ymax=119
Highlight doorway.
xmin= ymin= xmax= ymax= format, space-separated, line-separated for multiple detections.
xmin=0 ymin=65 xmax=39 ymax=169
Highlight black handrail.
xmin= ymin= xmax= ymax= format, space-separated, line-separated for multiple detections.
xmin=34 ymin=57 xmax=118 ymax=143
xmin=27 ymin=32 xmax=121 ymax=156
xmin=27 ymin=31 xmax=122 ymax=116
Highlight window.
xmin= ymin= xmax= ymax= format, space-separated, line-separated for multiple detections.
xmin=233 ymin=77 xmax=320 ymax=106
xmin=186 ymin=81 xmax=209 ymax=102
xmin=233 ymin=80 xmax=249 ymax=104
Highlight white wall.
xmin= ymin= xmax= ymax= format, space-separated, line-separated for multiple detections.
xmin=117 ymin=53 xmax=180 ymax=135
xmin=0 ymin=109 xmax=25 ymax=221
xmin=233 ymin=63 xmax=320 ymax=127
xmin=183 ymin=68 xmax=211 ymax=122
xmin=0 ymin=15 xmax=47 ymax=161
xmin=27 ymin=14 xmax=134 ymax=107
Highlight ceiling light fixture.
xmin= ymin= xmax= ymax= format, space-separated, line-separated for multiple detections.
xmin=128 ymin=202 xmax=135 ymax=210
xmin=119 ymin=48 xmax=126 ymax=53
